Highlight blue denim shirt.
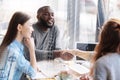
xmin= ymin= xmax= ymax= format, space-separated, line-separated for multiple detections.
xmin=0 ymin=40 xmax=36 ymax=80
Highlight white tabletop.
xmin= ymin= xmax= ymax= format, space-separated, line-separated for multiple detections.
xmin=33 ymin=58 xmax=90 ymax=80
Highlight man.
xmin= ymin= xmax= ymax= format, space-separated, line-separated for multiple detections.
xmin=20 ymin=6 xmax=73 ymax=80
xmin=25 ymin=6 xmax=73 ymax=61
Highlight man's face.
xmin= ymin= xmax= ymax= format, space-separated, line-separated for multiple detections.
xmin=38 ymin=8 xmax=55 ymax=28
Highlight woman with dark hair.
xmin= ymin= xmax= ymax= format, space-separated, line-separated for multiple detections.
xmin=80 ymin=18 xmax=120 ymax=80
xmin=0 ymin=12 xmax=37 ymax=80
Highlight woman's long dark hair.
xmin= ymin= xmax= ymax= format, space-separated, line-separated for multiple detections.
xmin=90 ymin=18 xmax=120 ymax=75
xmin=0 ymin=12 xmax=30 ymax=58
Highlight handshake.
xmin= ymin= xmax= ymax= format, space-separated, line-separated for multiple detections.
xmin=53 ymin=49 xmax=93 ymax=61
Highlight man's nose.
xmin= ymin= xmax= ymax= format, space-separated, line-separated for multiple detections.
xmin=49 ymin=14 xmax=54 ymax=19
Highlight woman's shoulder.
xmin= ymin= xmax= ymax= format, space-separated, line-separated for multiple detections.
xmin=96 ymin=53 xmax=120 ymax=66
xmin=7 ymin=41 xmax=22 ymax=59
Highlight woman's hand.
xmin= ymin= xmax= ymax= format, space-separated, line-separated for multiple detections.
xmin=80 ymin=76 xmax=89 ymax=80
xmin=23 ymin=37 xmax=35 ymax=50
xmin=80 ymin=74 xmax=92 ymax=80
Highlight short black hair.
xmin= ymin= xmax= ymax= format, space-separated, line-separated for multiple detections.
xmin=37 ymin=6 xmax=50 ymax=15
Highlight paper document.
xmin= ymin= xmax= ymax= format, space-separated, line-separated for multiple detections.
xmin=69 ymin=63 xmax=89 ymax=74
xmin=32 ymin=72 xmax=47 ymax=79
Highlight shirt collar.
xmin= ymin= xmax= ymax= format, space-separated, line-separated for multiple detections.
xmin=13 ymin=40 xmax=24 ymax=51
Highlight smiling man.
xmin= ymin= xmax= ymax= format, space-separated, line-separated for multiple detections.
xmin=24 ymin=6 xmax=73 ymax=61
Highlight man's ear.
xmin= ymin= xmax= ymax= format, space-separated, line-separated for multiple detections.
xmin=37 ymin=13 xmax=42 ymax=20
xmin=17 ymin=24 xmax=22 ymax=31
xmin=37 ymin=15 xmax=40 ymax=20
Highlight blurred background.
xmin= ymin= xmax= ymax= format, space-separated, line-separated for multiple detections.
xmin=0 ymin=0 xmax=120 ymax=49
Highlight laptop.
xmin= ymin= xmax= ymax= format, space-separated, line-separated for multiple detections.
xmin=75 ymin=42 xmax=97 ymax=51
xmin=75 ymin=42 xmax=97 ymax=60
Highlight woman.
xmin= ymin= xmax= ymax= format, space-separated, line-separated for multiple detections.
xmin=0 ymin=12 xmax=37 ymax=80
xmin=80 ymin=18 xmax=120 ymax=80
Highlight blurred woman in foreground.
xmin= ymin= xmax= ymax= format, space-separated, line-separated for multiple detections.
xmin=80 ymin=18 xmax=120 ymax=80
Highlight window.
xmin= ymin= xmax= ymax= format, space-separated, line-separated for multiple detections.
xmin=67 ymin=0 xmax=98 ymax=48
xmin=0 ymin=0 xmax=98 ymax=49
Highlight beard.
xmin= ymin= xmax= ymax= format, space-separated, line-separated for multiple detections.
xmin=39 ymin=18 xmax=54 ymax=28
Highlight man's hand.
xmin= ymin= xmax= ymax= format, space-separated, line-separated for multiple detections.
xmin=60 ymin=50 xmax=74 ymax=61
xmin=53 ymin=50 xmax=74 ymax=61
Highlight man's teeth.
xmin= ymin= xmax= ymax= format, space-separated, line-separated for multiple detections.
xmin=48 ymin=21 xmax=52 ymax=24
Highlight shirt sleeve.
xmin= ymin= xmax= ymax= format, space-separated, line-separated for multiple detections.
xmin=93 ymin=60 xmax=108 ymax=80
xmin=16 ymin=52 xmax=36 ymax=78
xmin=24 ymin=46 xmax=54 ymax=61
xmin=35 ymin=49 xmax=54 ymax=61
xmin=55 ymin=26 xmax=62 ymax=50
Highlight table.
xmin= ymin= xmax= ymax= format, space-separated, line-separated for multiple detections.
xmin=31 ymin=58 xmax=90 ymax=80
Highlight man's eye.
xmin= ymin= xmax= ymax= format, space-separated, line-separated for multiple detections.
xmin=43 ymin=14 xmax=48 ymax=16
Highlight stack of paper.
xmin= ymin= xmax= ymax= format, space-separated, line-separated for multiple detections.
xmin=68 ymin=63 xmax=89 ymax=74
